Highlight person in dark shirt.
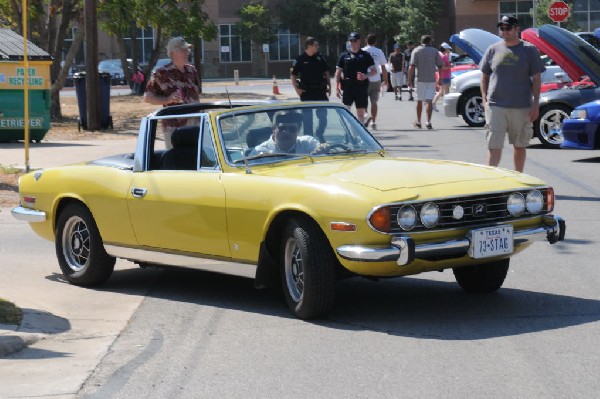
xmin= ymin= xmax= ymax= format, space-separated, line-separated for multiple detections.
xmin=334 ymin=32 xmax=376 ymax=125
xmin=403 ymin=41 xmax=415 ymax=101
xmin=291 ymin=37 xmax=331 ymax=141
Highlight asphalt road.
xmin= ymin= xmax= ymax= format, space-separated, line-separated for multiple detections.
xmin=1 ymin=88 xmax=599 ymax=398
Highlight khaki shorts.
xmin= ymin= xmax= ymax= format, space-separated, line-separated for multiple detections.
xmin=415 ymin=81 xmax=436 ymax=101
xmin=485 ymin=106 xmax=533 ymax=149
xmin=367 ymin=81 xmax=382 ymax=104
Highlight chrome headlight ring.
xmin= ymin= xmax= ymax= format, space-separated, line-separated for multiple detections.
xmin=507 ymin=192 xmax=526 ymax=216
xmin=526 ymin=190 xmax=544 ymax=214
xmin=420 ymin=202 xmax=440 ymax=228
xmin=397 ymin=205 xmax=417 ymax=231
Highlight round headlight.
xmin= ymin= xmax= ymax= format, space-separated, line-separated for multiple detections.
xmin=526 ymin=190 xmax=544 ymax=214
xmin=507 ymin=192 xmax=525 ymax=216
xmin=420 ymin=202 xmax=440 ymax=228
xmin=397 ymin=205 xmax=417 ymax=231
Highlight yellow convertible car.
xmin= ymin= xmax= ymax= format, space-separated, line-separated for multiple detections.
xmin=13 ymin=102 xmax=566 ymax=319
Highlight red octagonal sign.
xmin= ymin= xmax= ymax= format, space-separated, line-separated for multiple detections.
xmin=548 ymin=1 xmax=570 ymax=22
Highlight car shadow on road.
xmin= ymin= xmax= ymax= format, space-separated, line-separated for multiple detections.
xmin=93 ymin=266 xmax=600 ymax=342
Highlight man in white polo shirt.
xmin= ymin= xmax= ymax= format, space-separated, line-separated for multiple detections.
xmin=362 ymin=33 xmax=388 ymax=130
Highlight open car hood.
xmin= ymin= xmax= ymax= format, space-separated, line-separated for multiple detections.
xmin=534 ymin=25 xmax=600 ymax=85
xmin=521 ymin=28 xmax=586 ymax=82
xmin=449 ymin=29 xmax=501 ymax=65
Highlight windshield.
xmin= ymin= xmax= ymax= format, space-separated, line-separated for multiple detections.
xmin=218 ymin=104 xmax=383 ymax=165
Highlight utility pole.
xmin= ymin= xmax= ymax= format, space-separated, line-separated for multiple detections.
xmin=84 ymin=0 xmax=99 ymax=130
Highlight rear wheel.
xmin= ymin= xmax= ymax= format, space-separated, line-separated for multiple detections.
xmin=55 ymin=203 xmax=115 ymax=286
xmin=280 ymin=217 xmax=336 ymax=319
xmin=535 ymin=104 xmax=571 ymax=149
xmin=452 ymin=258 xmax=509 ymax=293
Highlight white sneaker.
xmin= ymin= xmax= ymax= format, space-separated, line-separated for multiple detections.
xmin=370 ymin=122 xmax=377 ymax=130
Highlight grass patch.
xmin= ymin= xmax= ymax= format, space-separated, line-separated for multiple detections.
xmin=0 ymin=164 xmax=21 ymax=174
xmin=0 ymin=298 xmax=23 ymax=325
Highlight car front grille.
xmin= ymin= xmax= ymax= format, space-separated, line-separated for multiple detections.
xmin=388 ymin=188 xmax=550 ymax=233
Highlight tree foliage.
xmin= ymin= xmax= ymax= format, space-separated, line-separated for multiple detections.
xmin=235 ymin=2 xmax=274 ymax=44
xmin=235 ymin=2 xmax=274 ymax=76
xmin=98 ymin=0 xmax=217 ymax=84
xmin=1 ymin=0 xmax=83 ymax=119
xmin=397 ymin=0 xmax=442 ymax=44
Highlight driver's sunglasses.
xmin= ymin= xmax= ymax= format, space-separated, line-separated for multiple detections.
xmin=349 ymin=39 xmax=359 ymax=42
xmin=499 ymin=25 xmax=514 ymax=31
xmin=277 ymin=123 xmax=298 ymax=133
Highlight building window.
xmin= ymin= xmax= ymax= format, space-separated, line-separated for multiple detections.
xmin=572 ymin=0 xmax=600 ymax=31
xmin=269 ymin=28 xmax=300 ymax=61
xmin=219 ymin=24 xmax=252 ymax=63
xmin=62 ymin=27 xmax=85 ymax=66
xmin=499 ymin=1 xmax=533 ymax=28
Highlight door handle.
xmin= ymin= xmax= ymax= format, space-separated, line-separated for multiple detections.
xmin=131 ymin=187 xmax=147 ymax=198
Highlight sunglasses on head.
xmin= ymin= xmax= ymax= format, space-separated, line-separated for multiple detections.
xmin=276 ymin=123 xmax=298 ymax=133
xmin=499 ymin=25 xmax=515 ymax=31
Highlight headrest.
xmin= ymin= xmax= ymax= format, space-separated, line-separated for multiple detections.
xmin=171 ymin=126 xmax=199 ymax=147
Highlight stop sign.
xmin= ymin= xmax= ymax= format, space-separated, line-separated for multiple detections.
xmin=548 ymin=1 xmax=570 ymax=22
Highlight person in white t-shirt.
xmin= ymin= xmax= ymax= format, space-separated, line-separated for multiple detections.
xmin=362 ymin=33 xmax=388 ymax=130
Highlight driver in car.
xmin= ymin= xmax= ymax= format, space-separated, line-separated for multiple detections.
xmin=251 ymin=110 xmax=330 ymax=155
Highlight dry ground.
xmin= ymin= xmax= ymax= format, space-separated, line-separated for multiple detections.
xmin=0 ymin=91 xmax=276 ymax=207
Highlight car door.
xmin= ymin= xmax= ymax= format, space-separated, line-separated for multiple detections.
xmin=127 ymin=117 xmax=230 ymax=258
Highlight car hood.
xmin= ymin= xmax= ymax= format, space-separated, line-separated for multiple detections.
xmin=449 ymin=29 xmax=501 ymax=65
xmin=533 ymin=25 xmax=600 ymax=85
xmin=255 ymin=157 xmax=543 ymax=193
xmin=522 ymin=28 xmax=586 ymax=83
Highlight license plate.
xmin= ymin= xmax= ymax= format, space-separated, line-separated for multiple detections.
xmin=468 ymin=225 xmax=514 ymax=259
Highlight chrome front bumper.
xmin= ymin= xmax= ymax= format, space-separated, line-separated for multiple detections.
xmin=11 ymin=206 xmax=47 ymax=223
xmin=336 ymin=215 xmax=566 ymax=266
xmin=443 ymin=93 xmax=461 ymax=117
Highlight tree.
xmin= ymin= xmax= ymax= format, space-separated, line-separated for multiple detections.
xmin=1 ymin=0 xmax=84 ymax=120
xmin=235 ymin=2 xmax=275 ymax=77
xmin=397 ymin=0 xmax=442 ymax=45
xmin=320 ymin=0 xmax=406 ymax=53
xmin=533 ymin=0 xmax=579 ymax=31
xmin=135 ymin=0 xmax=217 ymax=90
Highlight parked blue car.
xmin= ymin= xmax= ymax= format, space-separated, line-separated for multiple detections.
xmin=561 ymin=100 xmax=600 ymax=150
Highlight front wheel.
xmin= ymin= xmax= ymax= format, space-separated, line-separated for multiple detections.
xmin=460 ymin=90 xmax=486 ymax=127
xmin=452 ymin=258 xmax=509 ymax=293
xmin=55 ymin=203 xmax=116 ymax=286
xmin=280 ymin=217 xmax=336 ymax=319
xmin=534 ymin=104 xmax=571 ymax=149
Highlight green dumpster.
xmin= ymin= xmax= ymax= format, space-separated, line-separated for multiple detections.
xmin=0 ymin=29 xmax=52 ymax=142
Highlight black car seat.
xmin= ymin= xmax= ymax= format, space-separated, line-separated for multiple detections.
xmin=160 ymin=126 xmax=199 ymax=170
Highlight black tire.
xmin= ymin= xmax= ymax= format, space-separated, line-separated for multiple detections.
xmin=534 ymin=104 xmax=571 ymax=149
xmin=460 ymin=89 xmax=486 ymax=127
xmin=280 ymin=217 xmax=336 ymax=319
xmin=452 ymin=258 xmax=509 ymax=293
xmin=55 ymin=203 xmax=116 ymax=286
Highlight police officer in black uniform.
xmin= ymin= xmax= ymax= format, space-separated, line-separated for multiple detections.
xmin=291 ymin=37 xmax=331 ymax=141
xmin=334 ymin=32 xmax=376 ymax=125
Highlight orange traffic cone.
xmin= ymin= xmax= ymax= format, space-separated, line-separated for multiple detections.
xmin=272 ymin=75 xmax=281 ymax=95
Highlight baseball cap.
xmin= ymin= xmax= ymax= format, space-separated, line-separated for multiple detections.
xmin=273 ymin=111 xmax=303 ymax=126
xmin=441 ymin=42 xmax=452 ymax=49
xmin=393 ymin=44 xmax=400 ymax=49
xmin=167 ymin=37 xmax=192 ymax=54
xmin=348 ymin=32 xmax=360 ymax=41
xmin=497 ymin=15 xmax=519 ymax=27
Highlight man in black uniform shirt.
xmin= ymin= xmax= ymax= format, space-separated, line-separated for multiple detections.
xmin=291 ymin=37 xmax=331 ymax=141
xmin=335 ymin=32 xmax=376 ymax=125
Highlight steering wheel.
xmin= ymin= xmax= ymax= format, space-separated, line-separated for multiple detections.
xmin=327 ymin=143 xmax=349 ymax=152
